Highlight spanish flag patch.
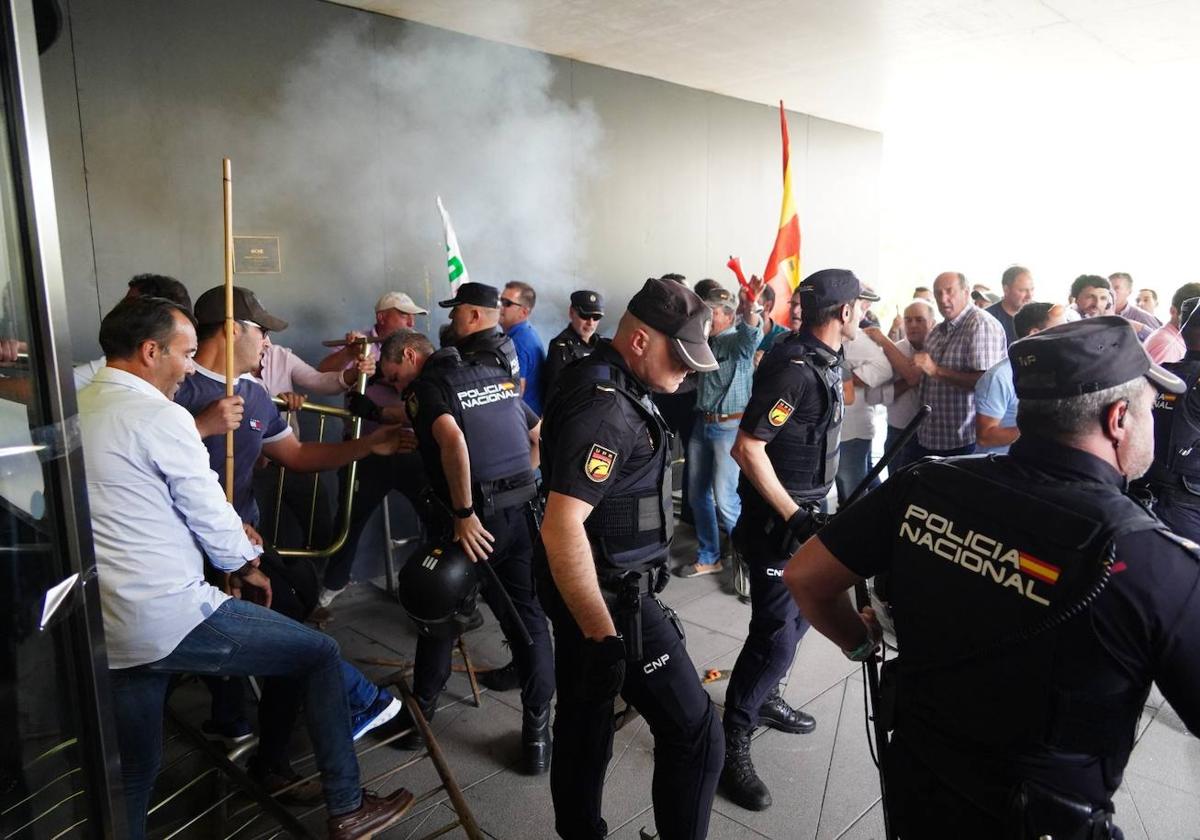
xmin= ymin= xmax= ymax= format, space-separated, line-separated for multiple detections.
xmin=1018 ymin=552 xmax=1060 ymax=585
xmin=768 ymin=399 xmax=794 ymax=427
xmin=585 ymin=444 xmax=617 ymax=483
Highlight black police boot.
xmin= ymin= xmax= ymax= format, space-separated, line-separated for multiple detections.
xmin=478 ymin=659 xmax=520 ymax=691
xmin=521 ymin=704 xmax=551 ymax=775
xmin=720 ymin=727 xmax=771 ymax=811
xmin=758 ymin=685 xmax=816 ymax=734
xmin=383 ymin=701 xmax=433 ymax=751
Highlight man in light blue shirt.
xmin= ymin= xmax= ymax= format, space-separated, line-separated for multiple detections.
xmin=80 ymin=297 xmax=414 ymax=840
xmin=974 ymin=302 xmax=1067 ymax=453
xmin=500 ymin=280 xmax=547 ymax=415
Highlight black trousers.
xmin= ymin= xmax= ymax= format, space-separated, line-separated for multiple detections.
xmin=322 ymin=451 xmax=427 ymax=591
xmin=723 ymin=512 xmax=812 ymax=732
xmin=538 ymin=559 xmax=723 ymax=840
xmin=411 ymin=505 xmax=554 ymax=713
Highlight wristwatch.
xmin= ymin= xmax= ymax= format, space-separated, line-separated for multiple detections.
xmin=453 ymin=505 xmax=474 ymax=519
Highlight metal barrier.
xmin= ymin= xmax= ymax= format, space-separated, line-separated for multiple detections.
xmin=147 ymin=674 xmax=483 ymax=840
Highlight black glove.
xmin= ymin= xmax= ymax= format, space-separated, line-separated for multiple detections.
xmin=347 ymin=392 xmax=383 ymax=422
xmin=579 ymin=635 xmax=626 ymax=702
xmin=786 ymin=507 xmax=812 ymax=541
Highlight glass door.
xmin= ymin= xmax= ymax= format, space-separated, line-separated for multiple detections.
xmin=0 ymin=0 xmax=122 ymax=836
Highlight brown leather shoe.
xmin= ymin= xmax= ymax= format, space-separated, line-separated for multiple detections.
xmin=327 ymin=788 xmax=415 ymax=839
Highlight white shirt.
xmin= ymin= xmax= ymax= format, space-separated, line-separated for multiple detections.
xmin=841 ymin=333 xmax=893 ymax=441
xmin=79 ymin=366 xmax=260 ymax=669
xmin=871 ymin=338 xmax=921 ymax=429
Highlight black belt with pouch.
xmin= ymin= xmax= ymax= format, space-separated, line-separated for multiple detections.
xmin=1006 ymin=779 xmax=1117 ymax=840
xmin=596 ymin=566 xmax=668 ymax=661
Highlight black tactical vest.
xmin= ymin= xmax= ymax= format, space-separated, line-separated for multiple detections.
xmin=884 ymin=456 xmax=1162 ymax=766
xmin=459 ymin=328 xmax=521 ymax=381
xmin=760 ymin=333 xmax=844 ymax=503
xmin=543 ymin=351 xmax=674 ymax=573
xmin=1145 ymin=358 xmax=1200 ymax=489
xmin=413 ymin=348 xmax=534 ymax=510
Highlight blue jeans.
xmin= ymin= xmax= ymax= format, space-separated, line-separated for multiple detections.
xmin=835 ymin=437 xmax=878 ymax=504
xmin=687 ymin=416 xmax=742 ymax=565
xmin=109 ymin=599 xmax=362 ymax=839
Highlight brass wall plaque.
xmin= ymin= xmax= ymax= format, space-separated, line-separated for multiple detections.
xmin=233 ymin=236 xmax=281 ymax=274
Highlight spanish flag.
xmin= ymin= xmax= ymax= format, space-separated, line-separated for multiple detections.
xmin=762 ymin=101 xmax=801 ymax=326
xmin=1019 ymin=552 xmax=1060 ymax=585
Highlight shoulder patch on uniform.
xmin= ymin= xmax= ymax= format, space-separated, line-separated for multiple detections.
xmin=585 ymin=443 xmax=617 ymax=482
xmin=768 ymin=399 xmax=794 ymax=426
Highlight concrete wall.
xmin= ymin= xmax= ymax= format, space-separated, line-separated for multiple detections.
xmin=41 ymin=0 xmax=881 ymax=366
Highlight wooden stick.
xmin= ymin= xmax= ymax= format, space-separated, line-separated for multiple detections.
xmin=320 ymin=336 xmax=385 ymax=348
xmin=222 ymin=158 xmax=235 ymax=503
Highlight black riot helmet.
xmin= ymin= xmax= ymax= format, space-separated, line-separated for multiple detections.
xmin=397 ymin=542 xmax=480 ymax=638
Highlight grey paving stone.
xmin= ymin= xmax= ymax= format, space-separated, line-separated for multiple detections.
xmin=609 ymin=804 xmax=775 ymax=839
xmin=815 ymin=678 xmax=885 ymax=840
xmin=781 ymin=632 xmax=861 ymax=711
xmin=674 ymin=588 xmax=753 ymax=637
xmin=1112 ymin=783 xmax=1151 ymax=840
xmin=711 ymin=680 xmax=847 ymax=840
xmin=1125 ymin=773 xmax=1200 ymax=839
xmin=830 ymin=800 xmax=885 ymax=840
xmin=1125 ymin=715 xmax=1200 ymax=794
xmin=458 ymin=767 xmax=559 ymax=840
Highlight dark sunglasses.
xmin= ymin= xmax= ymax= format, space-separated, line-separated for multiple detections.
xmin=501 ymin=298 xmax=521 ymax=308
xmin=579 ymin=313 xmax=603 ymax=322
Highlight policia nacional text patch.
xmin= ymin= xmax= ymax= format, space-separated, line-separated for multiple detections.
xmin=585 ymin=444 xmax=617 ymax=482
xmin=768 ymin=399 xmax=794 ymax=426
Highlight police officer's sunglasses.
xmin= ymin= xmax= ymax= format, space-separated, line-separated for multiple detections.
xmin=579 ymin=313 xmax=602 ymax=321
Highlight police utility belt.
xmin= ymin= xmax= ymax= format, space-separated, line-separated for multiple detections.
xmin=595 ymin=565 xmax=670 ymax=663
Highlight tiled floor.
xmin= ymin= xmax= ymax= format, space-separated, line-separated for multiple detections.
xmin=175 ymin=526 xmax=1200 ymax=839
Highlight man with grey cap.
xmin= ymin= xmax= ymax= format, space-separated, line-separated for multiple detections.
xmin=720 ymin=268 xmax=877 ymax=812
xmin=784 ymin=316 xmax=1200 ymax=839
xmin=318 ymin=290 xmax=428 ymax=372
xmin=535 ymin=277 xmax=724 ymax=840
xmin=680 ymin=282 xmax=762 ymax=578
xmin=541 ymin=289 xmax=605 ymax=406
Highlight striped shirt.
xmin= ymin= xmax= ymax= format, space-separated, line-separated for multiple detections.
xmin=696 ymin=319 xmax=762 ymax=415
xmin=917 ymin=305 xmax=1007 ymax=451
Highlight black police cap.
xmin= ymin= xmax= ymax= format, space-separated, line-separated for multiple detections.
xmin=796 ymin=269 xmax=880 ymax=309
xmin=628 ymin=277 xmax=719 ymax=372
xmin=570 ymin=290 xmax=604 ymax=316
xmin=1009 ymin=315 xmax=1184 ymax=399
xmin=438 ymin=282 xmax=501 ymax=309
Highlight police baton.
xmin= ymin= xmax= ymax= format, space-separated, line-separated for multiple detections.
xmin=842 ymin=403 xmax=929 ymax=840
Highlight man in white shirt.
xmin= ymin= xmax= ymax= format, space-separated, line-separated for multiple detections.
xmin=78 ymin=297 xmax=413 ymax=840
xmin=862 ymin=299 xmax=936 ymax=474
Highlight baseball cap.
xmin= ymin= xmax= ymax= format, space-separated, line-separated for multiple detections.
xmin=376 ymin=291 xmax=428 ymax=315
xmin=193 ymin=286 xmax=288 ymax=331
xmin=796 ymin=269 xmax=879 ymax=309
xmin=570 ymin=290 xmax=605 ymax=317
xmin=438 ymin=282 xmax=501 ymax=309
xmin=628 ymin=277 xmax=719 ymax=372
xmin=1010 ymin=316 xmax=1184 ymax=399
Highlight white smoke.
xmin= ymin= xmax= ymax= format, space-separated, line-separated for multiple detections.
xmin=244 ymin=15 xmax=602 ymax=352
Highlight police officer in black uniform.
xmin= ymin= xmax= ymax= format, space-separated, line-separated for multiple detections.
xmin=785 ymin=316 xmax=1200 ymax=839
xmin=1137 ymin=296 xmax=1200 ymax=543
xmin=542 ymin=289 xmax=605 ymax=404
xmin=721 ymin=269 xmax=879 ymax=811
xmin=379 ymin=284 xmax=555 ymax=775
xmin=537 ymin=278 xmax=724 ymax=840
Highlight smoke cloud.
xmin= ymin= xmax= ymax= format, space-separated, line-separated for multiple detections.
xmin=245 ymin=14 xmax=602 ymax=348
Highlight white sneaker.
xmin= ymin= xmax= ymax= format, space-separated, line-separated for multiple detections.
xmin=317 ymin=586 xmax=344 ymax=608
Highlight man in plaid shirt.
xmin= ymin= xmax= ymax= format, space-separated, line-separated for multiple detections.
xmin=913 ymin=272 xmax=1007 ymax=456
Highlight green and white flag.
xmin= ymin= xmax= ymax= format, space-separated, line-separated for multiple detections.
xmin=436 ymin=195 xmax=469 ymax=291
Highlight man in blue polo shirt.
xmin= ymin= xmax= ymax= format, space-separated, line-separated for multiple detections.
xmin=974 ymin=302 xmax=1066 ymax=453
xmin=500 ymin=280 xmax=546 ymax=415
